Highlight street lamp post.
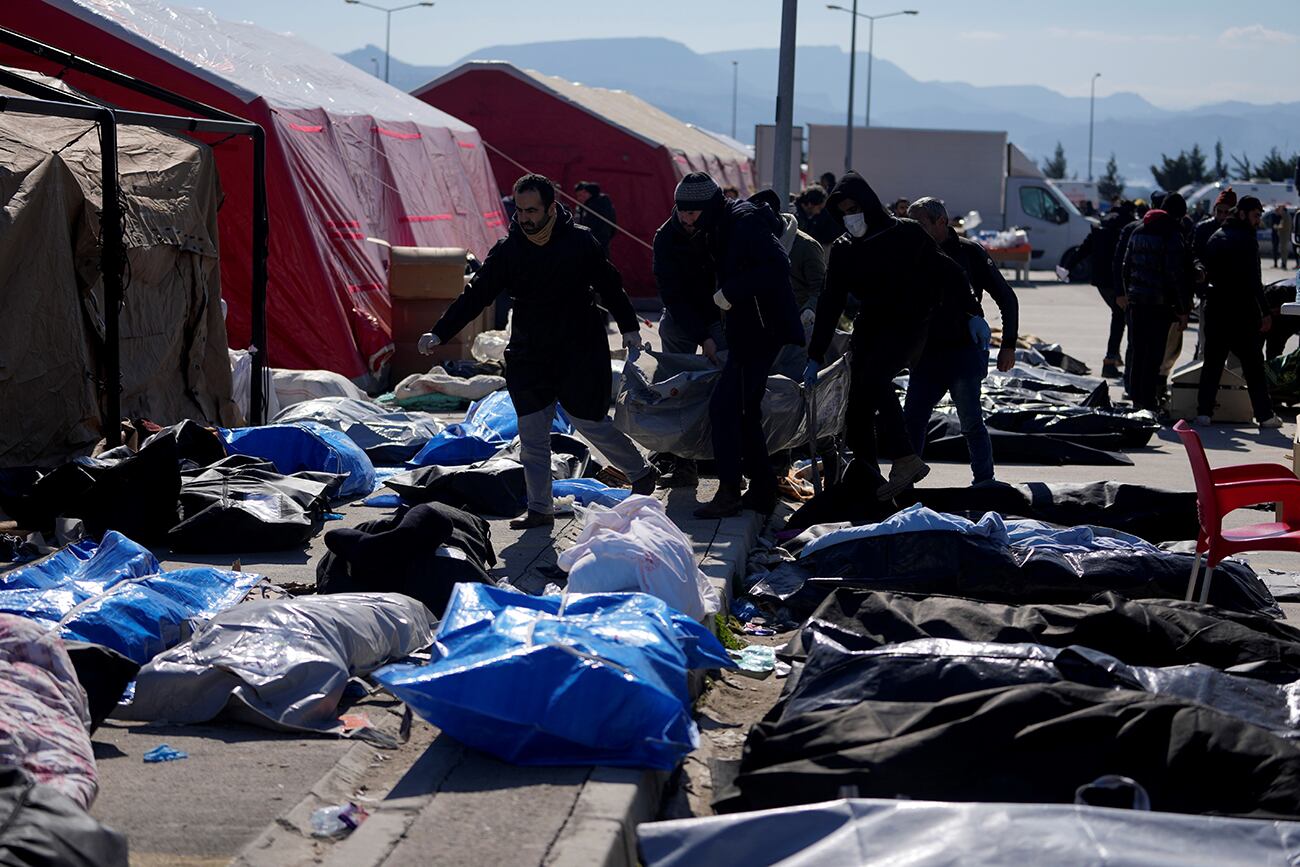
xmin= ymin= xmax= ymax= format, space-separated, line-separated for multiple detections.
xmin=827 ymin=6 xmax=917 ymax=170
xmin=343 ymin=0 xmax=434 ymax=84
xmin=1087 ymin=72 xmax=1101 ymax=182
xmin=731 ymin=60 xmax=739 ymax=140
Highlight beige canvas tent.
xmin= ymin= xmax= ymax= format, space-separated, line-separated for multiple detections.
xmin=0 ymin=71 xmax=237 ymax=466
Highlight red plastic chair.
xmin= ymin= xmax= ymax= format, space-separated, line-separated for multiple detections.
xmin=1173 ymin=420 xmax=1300 ymax=603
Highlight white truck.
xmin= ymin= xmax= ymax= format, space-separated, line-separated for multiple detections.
xmin=791 ymin=124 xmax=1096 ymax=270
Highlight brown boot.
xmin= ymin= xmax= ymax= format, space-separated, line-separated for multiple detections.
xmin=509 ymin=510 xmax=555 ymax=530
xmin=694 ymin=483 xmax=743 ymax=519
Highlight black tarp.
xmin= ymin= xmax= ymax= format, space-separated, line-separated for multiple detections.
xmin=62 ymin=642 xmax=139 ymax=732
xmin=166 ymin=456 xmax=338 ymax=553
xmin=385 ymin=434 xmax=591 ymax=517
xmin=779 ymin=635 xmax=1300 ymax=738
xmin=784 ymin=590 xmax=1300 ymax=675
xmin=0 ymin=767 xmax=128 ymax=867
xmin=751 ymin=530 xmax=1279 ymax=618
xmin=317 ymin=503 xmax=496 ymax=617
xmin=717 ymin=679 xmax=1300 ymax=818
xmin=786 ymin=479 xmax=1198 ymax=540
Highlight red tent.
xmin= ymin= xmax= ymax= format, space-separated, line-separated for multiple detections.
xmin=0 ymin=0 xmax=506 ymax=382
xmin=413 ymin=62 xmax=755 ymax=299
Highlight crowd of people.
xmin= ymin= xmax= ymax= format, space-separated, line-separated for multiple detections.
xmin=419 ymin=168 xmax=1021 ymax=521
xmin=1082 ymin=185 xmax=1290 ymax=428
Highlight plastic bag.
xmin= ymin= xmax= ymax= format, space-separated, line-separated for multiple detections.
xmin=558 ymin=495 xmax=721 ymax=620
xmin=374 ymin=584 xmax=734 ymax=770
xmin=471 ymin=329 xmax=508 ymax=363
xmin=220 ymin=421 xmax=376 ymax=499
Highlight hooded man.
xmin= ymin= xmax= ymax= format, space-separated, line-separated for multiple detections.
xmin=573 ymin=181 xmax=617 ymax=257
xmin=651 ymin=181 xmax=727 ymax=489
xmin=1196 ymin=195 xmax=1283 ymax=428
xmin=419 ymin=174 xmax=657 ymax=529
xmin=906 ymin=196 xmax=1019 ymax=485
xmin=1118 ymin=195 xmax=1192 ymax=413
xmin=1076 ymin=198 xmax=1135 ymax=377
xmin=673 ymin=172 xmax=804 ymax=518
xmin=806 ymin=171 xmax=968 ymax=500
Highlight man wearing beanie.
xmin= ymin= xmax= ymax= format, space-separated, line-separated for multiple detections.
xmin=672 ymin=172 xmax=804 ymax=518
xmin=419 ymin=173 xmax=658 ymax=529
xmin=1118 ymin=193 xmax=1192 ymax=413
xmin=1196 ymin=195 xmax=1283 ymax=428
xmin=650 ymin=175 xmax=728 ymax=489
xmin=806 ymin=171 xmax=970 ymax=501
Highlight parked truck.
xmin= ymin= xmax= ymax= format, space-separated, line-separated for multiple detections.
xmin=789 ymin=124 xmax=1096 ymax=270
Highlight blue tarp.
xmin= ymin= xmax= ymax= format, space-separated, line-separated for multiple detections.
xmin=0 ymin=532 xmax=261 ymax=664
xmin=551 ymin=478 xmax=632 ymax=508
xmin=407 ymin=391 xmax=573 ymax=468
xmin=220 ymin=421 xmax=375 ymax=499
xmin=374 ymin=584 xmax=734 ymax=770
xmin=800 ymin=505 xmax=1010 ymax=558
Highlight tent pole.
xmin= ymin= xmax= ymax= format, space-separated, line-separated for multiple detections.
xmin=249 ymin=129 xmax=269 ymax=425
xmin=99 ymin=110 xmax=123 ymax=447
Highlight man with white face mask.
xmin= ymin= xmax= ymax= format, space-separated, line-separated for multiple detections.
xmin=805 ymin=171 xmax=969 ymax=501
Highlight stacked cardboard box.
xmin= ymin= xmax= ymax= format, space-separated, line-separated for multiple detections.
xmin=386 ymin=246 xmax=492 ymax=378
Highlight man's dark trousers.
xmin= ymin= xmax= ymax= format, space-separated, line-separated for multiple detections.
xmin=709 ymin=340 xmax=780 ymax=495
xmin=1126 ymin=304 xmax=1173 ymax=411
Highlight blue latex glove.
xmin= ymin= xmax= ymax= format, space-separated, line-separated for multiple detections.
xmin=968 ymin=316 xmax=991 ymax=350
xmin=803 ymin=360 xmax=819 ymax=388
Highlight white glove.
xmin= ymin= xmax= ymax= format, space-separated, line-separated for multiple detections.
xmin=713 ymin=289 xmax=732 ymax=311
xmin=621 ymin=331 xmax=643 ymax=362
xmin=417 ymin=332 xmax=441 ymax=355
xmin=800 ymin=307 xmax=816 ymax=328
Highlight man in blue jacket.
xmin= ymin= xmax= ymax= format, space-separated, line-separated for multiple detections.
xmin=673 ymin=173 xmax=804 ymax=517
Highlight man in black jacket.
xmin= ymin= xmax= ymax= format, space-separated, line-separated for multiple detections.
xmin=905 ymin=196 xmax=1020 ymax=485
xmin=574 ymin=181 xmax=617 ymax=257
xmin=1195 ymin=196 xmax=1283 ymax=428
xmin=806 ymin=172 xmax=962 ymax=500
xmin=420 ymin=174 xmax=656 ymax=529
xmin=1119 ymin=198 xmax=1191 ymax=413
xmin=1077 ymin=199 xmax=1135 ymax=377
xmin=675 ymin=173 xmax=804 ymax=517
xmin=650 ymin=194 xmax=725 ymax=488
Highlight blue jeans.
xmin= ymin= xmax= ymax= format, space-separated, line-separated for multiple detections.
xmin=904 ymin=345 xmax=994 ymax=484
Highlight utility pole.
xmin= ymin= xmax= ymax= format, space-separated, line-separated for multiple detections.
xmin=343 ymin=0 xmax=434 ymax=84
xmin=1088 ymin=72 xmax=1101 ymax=182
xmin=772 ymin=0 xmax=798 ymax=202
xmin=828 ymin=6 xmax=918 ymax=167
xmin=843 ymin=0 xmax=858 ymax=173
xmin=731 ymin=61 xmax=739 ymax=140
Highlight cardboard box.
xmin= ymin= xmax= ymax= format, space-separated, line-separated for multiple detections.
xmin=1168 ymin=359 xmax=1254 ymax=423
xmin=388 ymin=246 xmax=468 ymax=300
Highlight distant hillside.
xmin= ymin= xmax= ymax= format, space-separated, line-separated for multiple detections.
xmin=340 ymin=39 xmax=1300 ymax=186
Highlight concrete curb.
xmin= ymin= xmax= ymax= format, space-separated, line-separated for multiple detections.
xmin=231 ymin=505 xmax=764 ymax=867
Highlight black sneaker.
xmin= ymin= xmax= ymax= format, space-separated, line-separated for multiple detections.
xmin=631 ymin=468 xmax=659 ymax=495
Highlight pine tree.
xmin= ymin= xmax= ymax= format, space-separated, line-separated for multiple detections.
xmin=1231 ymin=153 xmax=1254 ymax=181
xmin=1213 ymin=140 xmax=1229 ymax=180
xmin=1187 ymin=144 xmax=1208 ymax=184
xmin=1257 ymin=147 xmax=1298 ymax=182
xmin=1042 ymin=142 xmax=1068 ymax=179
xmin=1097 ymin=154 xmax=1125 ymax=202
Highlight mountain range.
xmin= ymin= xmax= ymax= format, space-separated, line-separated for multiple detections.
xmin=341 ymin=37 xmax=1299 ymax=188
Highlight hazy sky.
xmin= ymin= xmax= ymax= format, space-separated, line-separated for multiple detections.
xmin=200 ymin=1 xmax=1295 ymax=108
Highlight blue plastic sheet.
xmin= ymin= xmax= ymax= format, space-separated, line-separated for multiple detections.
xmin=220 ymin=421 xmax=376 ymax=499
xmin=407 ymin=391 xmax=573 ymax=468
xmin=800 ymin=504 xmax=1009 ymax=558
xmin=0 ymin=532 xmax=261 ymax=664
xmin=551 ymin=478 xmax=632 ymax=508
xmin=374 ymin=584 xmax=734 ymax=770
